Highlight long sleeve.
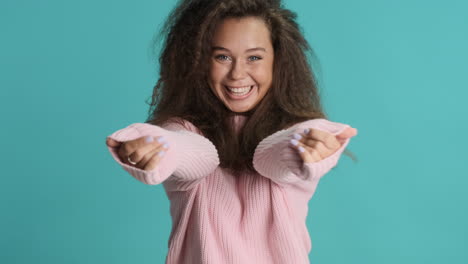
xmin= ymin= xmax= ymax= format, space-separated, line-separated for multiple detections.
xmin=253 ymin=118 xmax=352 ymax=189
xmin=105 ymin=119 xmax=220 ymax=188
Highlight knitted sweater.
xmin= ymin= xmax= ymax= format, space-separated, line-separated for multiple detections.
xmin=106 ymin=115 xmax=352 ymax=264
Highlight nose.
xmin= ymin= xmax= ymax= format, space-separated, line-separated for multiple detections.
xmin=229 ymin=60 xmax=247 ymax=80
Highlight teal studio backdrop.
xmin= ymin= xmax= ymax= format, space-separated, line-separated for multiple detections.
xmin=1 ymin=0 xmax=467 ymax=263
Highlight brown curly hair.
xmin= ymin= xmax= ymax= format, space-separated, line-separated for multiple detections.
xmin=145 ymin=0 xmax=357 ymax=175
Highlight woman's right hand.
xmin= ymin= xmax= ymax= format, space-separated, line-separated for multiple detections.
xmin=106 ymin=135 xmax=170 ymax=171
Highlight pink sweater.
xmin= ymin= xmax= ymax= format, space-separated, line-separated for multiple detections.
xmin=106 ymin=115 xmax=352 ymax=264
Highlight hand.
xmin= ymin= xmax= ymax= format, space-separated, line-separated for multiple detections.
xmin=289 ymin=126 xmax=358 ymax=163
xmin=105 ymin=135 xmax=170 ymax=171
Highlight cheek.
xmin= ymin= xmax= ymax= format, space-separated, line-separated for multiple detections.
xmin=254 ymin=66 xmax=273 ymax=85
xmin=208 ymin=66 xmax=224 ymax=96
xmin=255 ymin=57 xmax=273 ymax=75
xmin=209 ymin=65 xmax=226 ymax=84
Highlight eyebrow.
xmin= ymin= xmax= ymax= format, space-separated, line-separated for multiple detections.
xmin=211 ymin=46 xmax=266 ymax=53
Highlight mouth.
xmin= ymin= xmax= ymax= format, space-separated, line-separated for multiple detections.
xmin=224 ymin=85 xmax=255 ymax=98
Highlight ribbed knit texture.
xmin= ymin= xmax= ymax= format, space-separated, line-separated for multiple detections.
xmin=106 ymin=115 xmax=352 ymax=264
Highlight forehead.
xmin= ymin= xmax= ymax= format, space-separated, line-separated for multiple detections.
xmin=211 ymin=17 xmax=272 ymax=51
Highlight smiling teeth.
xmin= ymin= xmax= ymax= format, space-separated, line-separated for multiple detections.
xmin=226 ymin=86 xmax=253 ymax=95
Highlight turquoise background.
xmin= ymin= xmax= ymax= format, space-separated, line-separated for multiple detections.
xmin=1 ymin=0 xmax=467 ymax=263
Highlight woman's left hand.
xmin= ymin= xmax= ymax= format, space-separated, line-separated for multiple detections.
xmin=289 ymin=126 xmax=358 ymax=163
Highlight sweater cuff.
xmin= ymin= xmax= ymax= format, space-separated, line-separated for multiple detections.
xmin=106 ymin=123 xmax=219 ymax=185
xmin=253 ymin=118 xmax=352 ymax=187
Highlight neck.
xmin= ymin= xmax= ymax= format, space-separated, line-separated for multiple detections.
xmin=229 ymin=113 xmax=249 ymax=134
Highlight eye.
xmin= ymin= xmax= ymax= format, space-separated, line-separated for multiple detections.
xmin=248 ymin=56 xmax=262 ymax=61
xmin=215 ymin=54 xmax=231 ymax=61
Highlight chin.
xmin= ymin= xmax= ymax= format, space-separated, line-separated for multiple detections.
xmin=227 ymin=102 xmax=258 ymax=113
xmin=229 ymin=108 xmax=251 ymax=113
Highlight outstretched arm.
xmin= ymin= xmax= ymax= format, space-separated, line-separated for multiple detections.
xmin=253 ymin=118 xmax=357 ymax=189
xmin=105 ymin=119 xmax=219 ymax=190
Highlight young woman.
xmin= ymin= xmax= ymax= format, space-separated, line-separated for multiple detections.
xmin=106 ymin=0 xmax=358 ymax=263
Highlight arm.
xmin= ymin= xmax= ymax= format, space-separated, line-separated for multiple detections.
xmin=253 ymin=118 xmax=352 ymax=188
xmin=106 ymin=119 xmax=219 ymax=189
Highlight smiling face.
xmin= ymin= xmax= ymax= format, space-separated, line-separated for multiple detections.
xmin=208 ymin=16 xmax=274 ymax=113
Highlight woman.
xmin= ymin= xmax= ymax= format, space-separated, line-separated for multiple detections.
xmin=106 ymin=0 xmax=358 ymax=263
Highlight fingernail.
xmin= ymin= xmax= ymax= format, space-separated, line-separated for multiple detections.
xmin=163 ymin=143 xmax=169 ymax=148
xmin=292 ymin=133 xmax=302 ymax=140
xmin=157 ymin=136 xmax=166 ymax=143
xmin=145 ymin=136 xmax=154 ymax=143
xmin=158 ymin=151 xmax=166 ymax=157
xmin=298 ymin=146 xmax=305 ymax=153
xmin=304 ymin=128 xmax=310 ymax=134
xmin=290 ymin=139 xmax=299 ymax=146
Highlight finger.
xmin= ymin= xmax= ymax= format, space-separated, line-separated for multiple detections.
xmin=144 ymin=149 xmax=168 ymax=171
xmin=106 ymin=137 xmax=121 ymax=148
xmin=292 ymin=137 xmax=333 ymax=160
xmin=119 ymin=136 xmax=162 ymax=157
xmin=289 ymin=139 xmax=322 ymax=163
xmin=292 ymin=134 xmax=313 ymax=151
xmin=306 ymin=147 xmax=324 ymax=163
xmin=119 ymin=136 xmax=166 ymax=165
xmin=128 ymin=137 xmax=169 ymax=166
xmin=337 ymin=137 xmax=347 ymax=145
xmin=137 ymin=142 xmax=170 ymax=169
xmin=297 ymin=144 xmax=322 ymax=163
xmin=301 ymin=129 xmax=340 ymax=150
xmin=336 ymin=127 xmax=358 ymax=139
xmin=303 ymin=138 xmax=336 ymax=159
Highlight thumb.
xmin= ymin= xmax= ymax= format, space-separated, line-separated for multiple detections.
xmin=106 ymin=137 xmax=121 ymax=148
xmin=336 ymin=127 xmax=358 ymax=139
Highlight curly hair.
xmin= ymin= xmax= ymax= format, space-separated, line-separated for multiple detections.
xmin=145 ymin=0 xmax=357 ymax=176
